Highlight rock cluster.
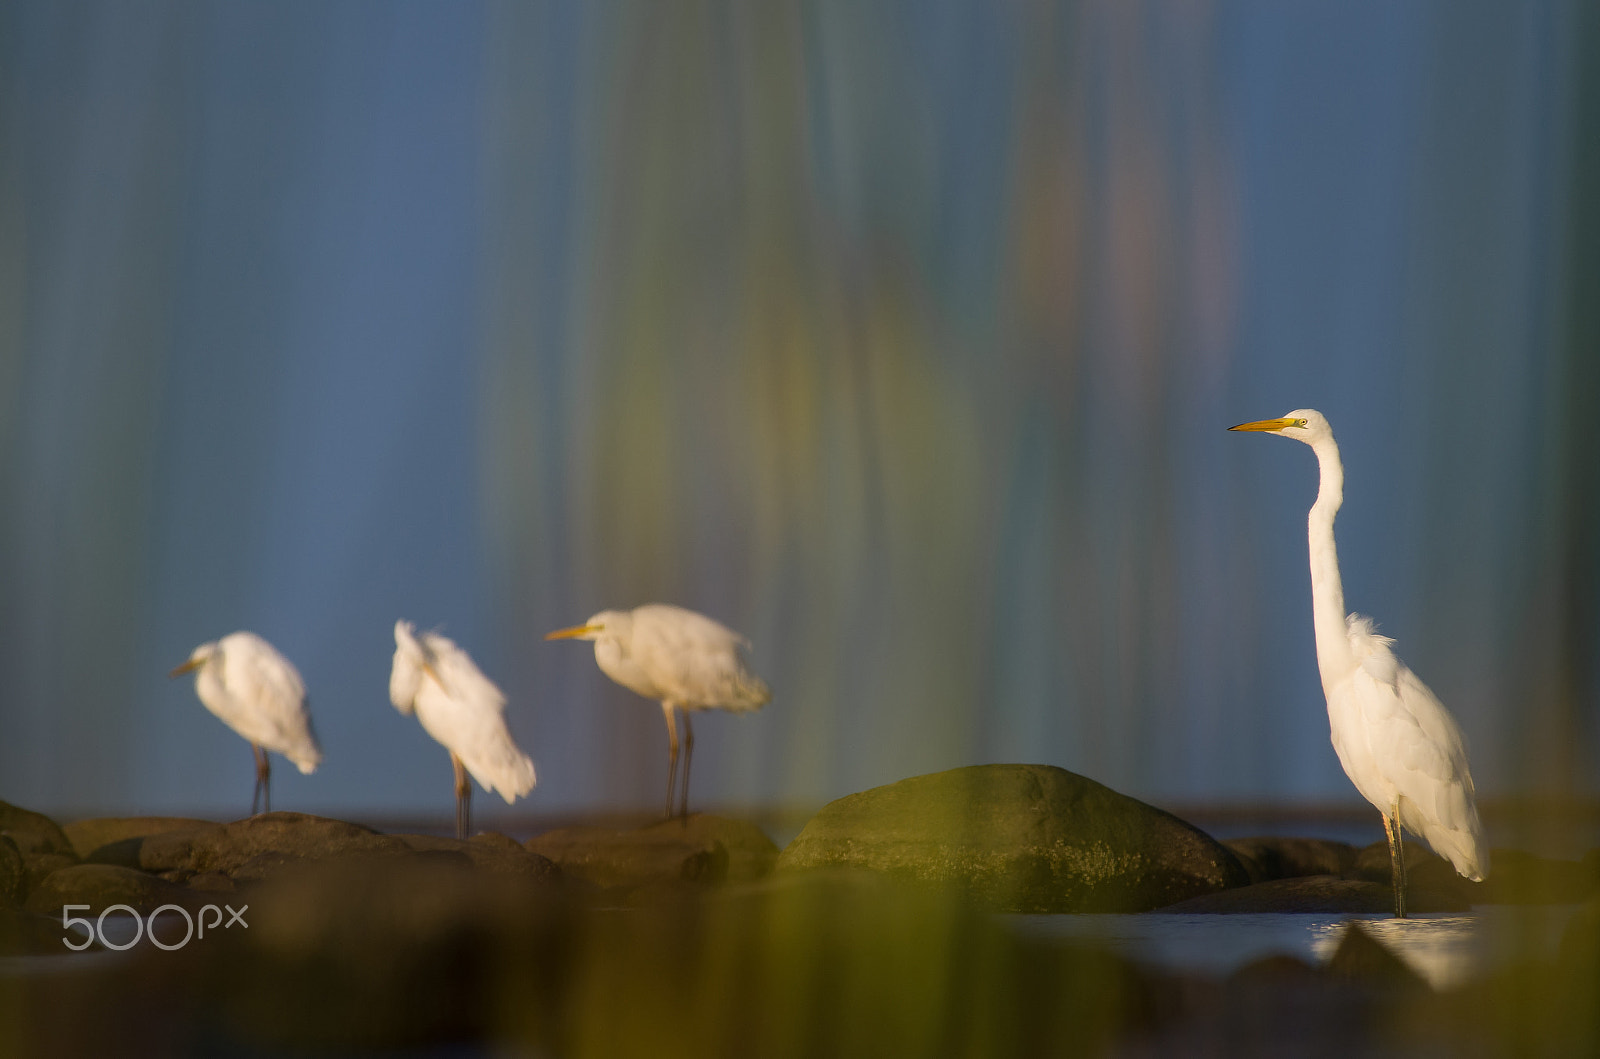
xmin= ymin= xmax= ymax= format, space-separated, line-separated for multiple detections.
xmin=4 ymin=765 xmax=1600 ymax=1053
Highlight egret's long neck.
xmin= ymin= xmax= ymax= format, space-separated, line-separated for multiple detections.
xmin=1306 ymin=436 xmax=1352 ymax=685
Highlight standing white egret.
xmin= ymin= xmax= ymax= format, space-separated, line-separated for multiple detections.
xmin=169 ymin=631 xmax=322 ymax=815
xmin=1231 ymin=410 xmax=1488 ymax=916
xmin=546 ymin=604 xmax=771 ymax=818
xmin=389 ymin=621 xmax=536 ymax=839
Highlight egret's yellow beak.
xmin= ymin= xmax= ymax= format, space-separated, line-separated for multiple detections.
xmin=168 ymin=658 xmax=202 ymax=678
xmin=1228 ymin=417 xmax=1298 ymax=432
xmin=545 ymin=623 xmax=598 ymax=641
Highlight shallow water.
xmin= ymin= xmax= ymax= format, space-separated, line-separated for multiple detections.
xmin=1007 ymin=903 xmax=1582 ymax=990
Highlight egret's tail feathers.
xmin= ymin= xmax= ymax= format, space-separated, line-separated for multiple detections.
xmin=285 ymin=739 xmax=322 ymax=775
xmin=466 ymin=741 xmax=537 ymax=805
xmin=1421 ymin=817 xmax=1490 ymax=883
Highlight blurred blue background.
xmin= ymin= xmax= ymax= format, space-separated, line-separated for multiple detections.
xmin=1 ymin=1 xmax=1595 ymax=827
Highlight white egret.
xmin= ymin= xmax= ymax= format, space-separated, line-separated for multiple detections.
xmin=545 ymin=604 xmax=771 ymax=817
xmin=1231 ymin=409 xmax=1488 ymax=916
xmin=389 ymin=621 xmax=536 ymax=839
xmin=169 ymin=631 xmax=322 ymax=815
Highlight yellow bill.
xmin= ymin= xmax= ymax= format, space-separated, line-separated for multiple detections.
xmin=544 ymin=623 xmax=598 ymax=640
xmin=168 ymin=657 xmax=202 ymax=678
xmin=1228 ymin=417 xmax=1299 ymax=432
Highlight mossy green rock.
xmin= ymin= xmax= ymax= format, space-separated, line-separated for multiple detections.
xmin=777 ymin=764 xmax=1250 ymax=912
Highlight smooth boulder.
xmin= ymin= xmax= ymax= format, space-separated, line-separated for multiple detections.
xmin=24 ymin=863 xmax=203 ymax=916
xmin=1224 ymin=836 xmax=1358 ymax=884
xmin=0 ymin=800 xmax=73 ymax=856
xmin=64 ymin=816 xmax=216 ymax=860
xmin=777 ymin=764 xmax=1250 ymax=912
xmin=527 ymin=814 xmax=746 ymax=890
xmin=137 ymin=813 xmax=410 ymax=877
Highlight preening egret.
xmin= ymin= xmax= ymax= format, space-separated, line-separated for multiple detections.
xmin=390 ymin=621 xmax=536 ymax=838
xmin=546 ymin=604 xmax=771 ymax=817
xmin=169 ymin=631 xmax=322 ymax=815
xmin=1231 ymin=410 xmax=1488 ymax=916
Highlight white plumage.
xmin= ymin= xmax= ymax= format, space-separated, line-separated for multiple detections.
xmin=1231 ymin=409 xmax=1488 ymax=915
xmin=546 ymin=603 xmax=770 ymax=817
xmin=170 ymin=630 xmax=322 ymax=815
xmin=390 ymin=621 xmax=536 ymax=837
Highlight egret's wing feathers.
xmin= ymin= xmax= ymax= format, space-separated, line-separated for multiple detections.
xmin=629 ymin=605 xmax=770 ymax=710
xmin=216 ymin=634 xmax=321 ymax=772
xmin=1342 ymin=616 xmax=1486 ymax=880
xmin=407 ymin=630 xmax=534 ymax=803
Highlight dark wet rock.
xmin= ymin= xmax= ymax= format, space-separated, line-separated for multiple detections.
xmin=22 ymin=851 xmax=80 ymax=896
xmin=63 ymin=816 xmax=217 ymax=860
xmin=648 ymin=814 xmax=779 ymax=882
xmin=1352 ymin=838 xmax=1449 ymax=883
xmin=394 ymin=833 xmax=561 ymax=881
xmin=777 ymin=764 xmax=1250 ymax=912
xmin=0 ymin=799 xmax=73 ymax=855
xmin=1323 ymin=922 xmax=1429 ymax=992
xmin=227 ymin=852 xmax=313 ymax=885
xmin=137 ymin=813 xmax=408 ymax=876
xmin=24 ymin=863 xmax=205 ymax=916
xmin=187 ymin=871 xmax=236 ymax=893
xmin=1223 ymin=836 xmax=1359 ymax=884
xmin=1228 ymin=952 xmax=1324 ymax=986
xmin=527 ymin=814 xmax=733 ymax=889
xmin=0 ymin=835 xmax=23 ymax=906
xmin=1155 ymin=874 xmax=1465 ymax=914
xmin=1 ymin=906 xmax=96 ymax=955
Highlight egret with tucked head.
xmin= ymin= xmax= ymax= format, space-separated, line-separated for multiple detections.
xmin=170 ymin=631 xmax=322 ymax=815
xmin=546 ymin=604 xmax=771 ymax=818
xmin=1231 ymin=409 xmax=1488 ymax=916
xmin=390 ymin=621 xmax=537 ymax=839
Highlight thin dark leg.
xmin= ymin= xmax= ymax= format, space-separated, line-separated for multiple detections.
xmin=252 ymin=744 xmax=271 ymax=816
xmin=1382 ymin=805 xmax=1407 ymax=919
xmin=452 ymin=752 xmax=472 ymax=840
xmin=661 ymin=704 xmax=679 ymax=819
xmin=678 ymin=713 xmax=695 ymax=820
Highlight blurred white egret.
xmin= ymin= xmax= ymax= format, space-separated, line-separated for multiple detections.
xmin=546 ymin=604 xmax=771 ymax=817
xmin=1231 ymin=410 xmax=1488 ymax=916
xmin=169 ymin=631 xmax=322 ymax=815
xmin=390 ymin=621 xmax=536 ymax=838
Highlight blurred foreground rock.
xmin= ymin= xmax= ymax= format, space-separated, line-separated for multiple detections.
xmin=0 ymin=906 xmax=92 ymax=955
xmin=527 ymin=813 xmax=777 ymax=891
xmin=778 ymin=764 xmax=1249 ymax=912
xmin=0 ymin=860 xmax=1163 ymax=1055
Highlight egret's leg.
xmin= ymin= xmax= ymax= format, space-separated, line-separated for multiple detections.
xmin=662 ymin=703 xmax=680 ymax=818
xmin=452 ymin=752 xmax=472 ymax=840
xmin=252 ymin=744 xmax=271 ymax=816
xmin=1382 ymin=806 xmax=1407 ymax=919
xmin=678 ymin=713 xmax=695 ymax=820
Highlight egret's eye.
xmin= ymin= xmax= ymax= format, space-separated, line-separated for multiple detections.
xmin=1295 ymin=418 xmax=1308 ymax=427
